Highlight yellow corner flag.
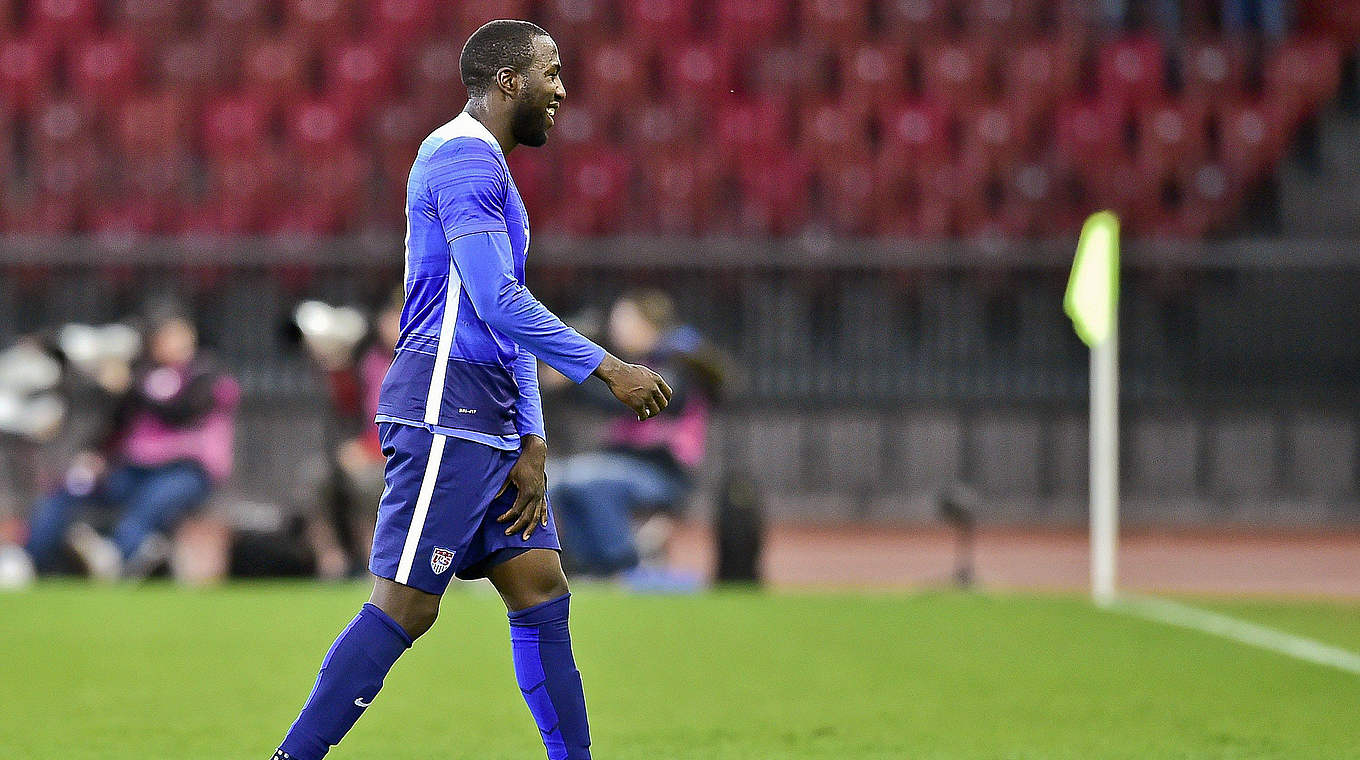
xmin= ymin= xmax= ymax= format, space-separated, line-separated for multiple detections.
xmin=1065 ymin=211 xmax=1120 ymax=347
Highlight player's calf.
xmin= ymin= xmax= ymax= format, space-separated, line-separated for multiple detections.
xmin=273 ymin=581 xmax=425 ymax=760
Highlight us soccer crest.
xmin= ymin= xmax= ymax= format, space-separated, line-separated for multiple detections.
xmin=430 ymin=547 xmax=455 ymax=575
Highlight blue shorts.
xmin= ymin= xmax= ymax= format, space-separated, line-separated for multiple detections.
xmin=369 ymin=422 xmax=560 ymax=595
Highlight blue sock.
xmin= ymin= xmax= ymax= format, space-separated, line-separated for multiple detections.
xmin=276 ymin=603 xmax=412 ymax=760
xmin=508 ymin=593 xmax=592 ymax=760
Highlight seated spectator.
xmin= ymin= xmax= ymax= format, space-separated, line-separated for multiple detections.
xmin=23 ymin=306 xmax=239 ymax=580
xmin=547 ymin=290 xmax=725 ymax=578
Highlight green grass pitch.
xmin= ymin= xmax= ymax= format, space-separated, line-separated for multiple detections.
xmin=1 ymin=584 xmax=1357 ymax=759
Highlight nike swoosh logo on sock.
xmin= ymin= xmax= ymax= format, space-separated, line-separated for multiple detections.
xmin=354 ymin=697 xmax=372 ymax=708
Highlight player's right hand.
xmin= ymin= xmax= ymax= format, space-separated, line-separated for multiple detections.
xmin=593 ymin=353 xmax=672 ymax=421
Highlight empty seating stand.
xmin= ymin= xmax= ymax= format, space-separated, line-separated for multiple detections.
xmin=0 ymin=1 xmax=1355 ymax=237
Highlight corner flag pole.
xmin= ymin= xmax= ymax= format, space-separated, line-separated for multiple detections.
xmin=1065 ymin=212 xmax=1120 ymax=607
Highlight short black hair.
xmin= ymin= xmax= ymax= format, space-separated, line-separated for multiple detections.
xmin=460 ymin=19 xmax=550 ymax=97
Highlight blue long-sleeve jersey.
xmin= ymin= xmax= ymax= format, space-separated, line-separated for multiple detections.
xmin=375 ymin=112 xmax=606 ymax=449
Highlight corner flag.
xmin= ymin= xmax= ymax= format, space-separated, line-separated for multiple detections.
xmin=1065 ymin=211 xmax=1120 ymax=347
xmin=1067 ymin=211 xmax=1121 ymax=605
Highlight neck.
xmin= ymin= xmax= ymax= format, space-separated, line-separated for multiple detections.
xmin=463 ymin=100 xmax=516 ymax=154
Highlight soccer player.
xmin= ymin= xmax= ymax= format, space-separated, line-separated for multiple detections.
xmin=271 ymin=20 xmax=671 ymax=760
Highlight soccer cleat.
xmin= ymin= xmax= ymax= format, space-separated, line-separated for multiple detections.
xmin=66 ymin=522 xmax=122 ymax=583
xmin=271 ymin=749 xmax=294 ymax=759
xmin=123 ymin=533 xmax=172 ymax=581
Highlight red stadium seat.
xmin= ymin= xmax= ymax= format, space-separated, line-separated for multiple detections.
xmin=202 ymin=151 xmax=285 ymax=231
xmin=113 ymin=93 xmax=187 ymax=157
xmin=266 ymin=198 xmax=343 ymax=238
xmin=33 ymin=144 xmax=104 ymax=208
xmin=1134 ymin=98 xmax=1210 ymax=182
xmin=30 ymin=99 xmax=93 ymax=161
xmin=578 ymin=42 xmax=649 ymax=120
xmin=1303 ymin=0 xmax=1360 ymax=44
xmin=28 ymin=0 xmax=98 ymax=44
xmin=153 ymin=35 xmax=226 ymax=103
xmin=798 ymin=99 xmax=874 ymax=173
xmin=110 ymin=0 xmax=183 ymax=43
xmin=506 ymin=150 xmax=556 ymax=221
xmin=622 ymin=102 xmax=704 ymax=154
xmin=1182 ymin=39 xmax=1248 ymax=100
xmin=922 ymin=39 xmax=994 ymax=109
xmin=241 ymin=35 xmax=314 ymax=110
xmin=714 ymin=0 xmax=789 ymax=46
xmin=1000 ymin=162 xmax=1060 ymax=237
xmin=658 ymin=41 xmax=736 ymax=109
xmin=746 ymin=41 xmax=830 ymax=100
xmin=1082 ymin=159 xmax=1159 ymax=231
xmin=880 ymin=0 xmax=951 ymax=43
xmin=282 ymin=97 xmax=359 ymax=161
xmin=1166 ymin=162 xmax=1236 ymax=238
xmin=372 ymin=97 xmax=429 ymax=184
xmin=291 ymin=144 xmax=366 ymax=220
xmin=368 ymin=0 xmax=439 ymax=48
xmin=625 ymin=0 xmax=694 ymax=44
xmin=634 ymin=147 xmax=724 ymax=234
xmin=1053 ymin=98 xmax=1127 ymax=172
xmin=735 ymin=154 xmax=812 ymax=236
xmin=202 ymin=0 xmax=269 ymax=34
xmin=556 ymin=144 xmax=631 ymax=235
xmin=407 ymin=40 xmax=464 ymax=113
xmin=177 ymin=198 xmax=259 ymax=236
xmin=837 ymin=42 xmax=909 ymax=110
xmin=1000 ymin=39 xmax=1081 ymax=116
xmin=1097 ymin=35 xmax=1166 ymax=110
xmin=957 ymin=102 xmax=1029 ymax=174
xmin=0 ymin=36 xmax=56 ymax=113
xmin=322 ymin=40 xmax=396 ymax=121
xmin=1263 ymin=36 xmax=1342 ymax=125
xmin=799 ymin=0 xmax=871 ymax=45
xmin=714 ymin=97 xmax=791 ymax=174
xmin=3 ymin=193 xmax=79 ymax=233
xmin=283 ymin=98 xmax=356 ymax=159
xmin=459 ymin=1 xmax=535 ymax=36
xmin=200 ymin=94 xmax=272 ymax=158
xmin=963 ymin=0 xmax=1040 ymax=36
xmin=283 ymin=0 xmax=353 ymax=43
xmin=88 ymin=197 xmax=164 ymax=237
xmin=120 ymin=150 xmax=191 ymax=201
xmin=814 ymin=158 xmax=877 ymax=236
xmin=1215 ymin=99 xmax=1288 ymax=182
xmin=876 ymin=97 xmax=951 ymax=176
xmin=69 ymin=36 xmax=144 ymax=114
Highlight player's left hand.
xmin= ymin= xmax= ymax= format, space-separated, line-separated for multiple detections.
xmin=497 ymin=435 xmax=549 ymax=540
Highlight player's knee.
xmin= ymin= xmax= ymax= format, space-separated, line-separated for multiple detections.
xmin=398 ymin=604 xmax=439 ymax=641
xmin=369 ymin=577 xmax=442 ymax=640
xmin=521 ymin=568 xmax=570 ymax=608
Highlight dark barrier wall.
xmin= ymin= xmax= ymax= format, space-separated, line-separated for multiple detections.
xmin=1 ymin=237 xmax=1357 ymax=525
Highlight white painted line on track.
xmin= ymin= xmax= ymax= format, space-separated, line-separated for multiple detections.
xmin=1110 ymin=595 xmax=1360 ymax=676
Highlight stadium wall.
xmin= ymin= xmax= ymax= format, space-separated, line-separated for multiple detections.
xmin=0 ymin=237 xmax=1356 ymax=527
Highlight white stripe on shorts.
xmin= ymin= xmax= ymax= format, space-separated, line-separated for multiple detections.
xmin=395 ymin=433 xmax=447 ymax=585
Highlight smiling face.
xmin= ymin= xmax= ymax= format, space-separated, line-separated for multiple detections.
xmin=510 ymin=35 xmax=565 ymax=148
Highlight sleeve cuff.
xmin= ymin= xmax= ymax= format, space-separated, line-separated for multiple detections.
xmin=567 ymin=344 xmax=608 ymax=384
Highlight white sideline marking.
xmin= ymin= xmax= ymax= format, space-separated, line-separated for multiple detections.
xmin=1111 ymin=595 xmax=1360 ymax=676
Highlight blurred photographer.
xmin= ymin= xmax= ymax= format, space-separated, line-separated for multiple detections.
xmin=547 ymin=290 xmax=726 ymax=578
xmin=285 ymin=291 xmax=400 ymax=580
xmin=23 ymin=305 xmax=239 ymax=580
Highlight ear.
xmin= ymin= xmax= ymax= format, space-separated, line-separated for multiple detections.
xmin=494 ymin=67 xmax=520 ymax=99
